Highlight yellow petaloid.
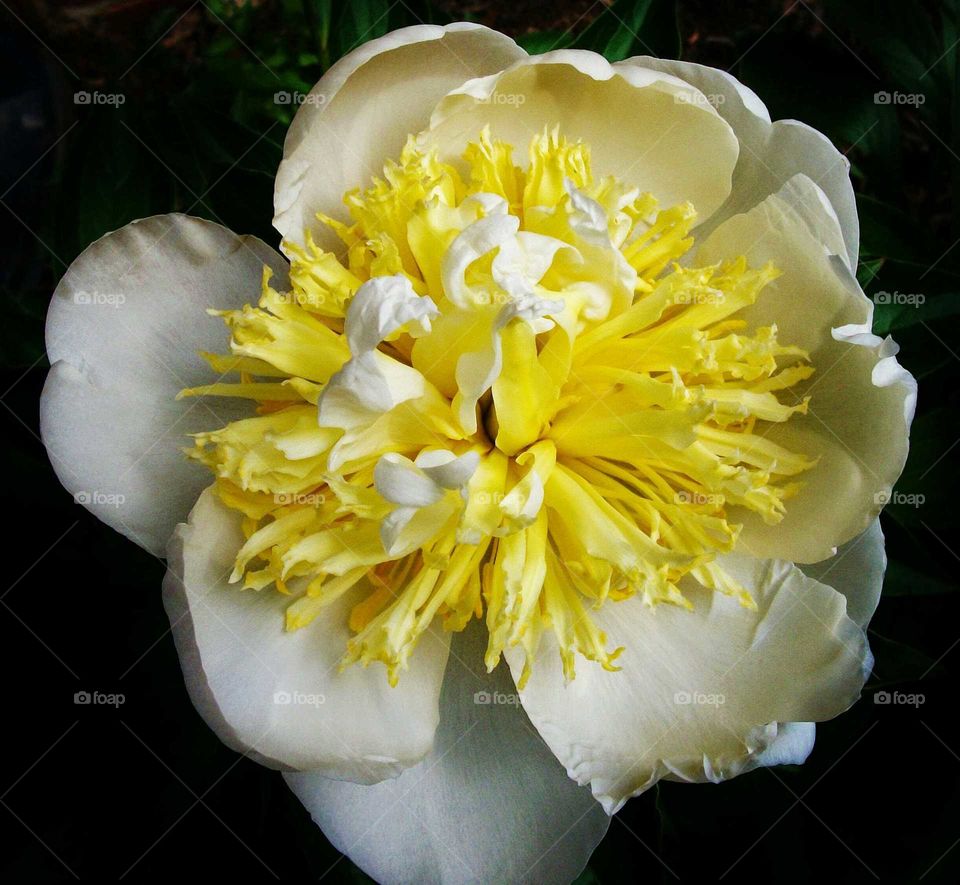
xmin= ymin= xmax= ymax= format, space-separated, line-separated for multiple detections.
xmin=181 ymin=126 xmax=816 ymax=687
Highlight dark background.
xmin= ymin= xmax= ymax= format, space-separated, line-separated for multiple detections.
xmin=2 ymin=0 xmax=959 ymax=880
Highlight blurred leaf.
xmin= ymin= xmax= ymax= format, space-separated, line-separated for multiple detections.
xmin=823 ymin=0 xmax=947 ymax=102
xmin=517 ymin=30 xmax=575 ymax=54
xmin=341 ymin=0 xmax=393 ymax=53
xmin=857 ymin=257 xmax=884 ymax=290
xmin=572 ymin=866 xmax=602 ymax=885
xmin=573 ymin=0 xmax=680 ymax=62
xmin=858 ymin=194 xmax=927 ymax=263
xmin=873 ymin=291 xmax=960 ymax=335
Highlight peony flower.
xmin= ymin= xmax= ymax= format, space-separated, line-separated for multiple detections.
xmin=41 ymin=23 xmax=917 ymax=884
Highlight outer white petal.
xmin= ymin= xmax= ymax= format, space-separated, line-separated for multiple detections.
xmin=619 ymin=56 xmax=860 ymax=267
xmin=745 ymin=722 xmax=816 ymax=769
xmin=424 ymin=50 xmax=739 ymax=224
xmin=663 ymin=721 xmax=816 ymax=784
xmin=801 ymin=519 xmax=886 ymax=629
xmin=507 ymin=556 xmax=869 ymax=814
xmin=696 ymin=174 xmax=916 ymax=563
xmin=284 ymin=621 xmax=608 ymax=884
xmin=273 ymin=23 xmax=526 ymax=251
xmin=41 ymin=214 xmax=286 ymax=556
xmin=163 ymin=487 xmax=449 ymax=781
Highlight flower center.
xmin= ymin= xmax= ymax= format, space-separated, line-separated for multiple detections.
xmin=182 ymin=126 xmax=815 ymax=686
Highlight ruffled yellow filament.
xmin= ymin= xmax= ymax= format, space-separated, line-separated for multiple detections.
xmin=181 ymin=126 xmax=815 ymax=686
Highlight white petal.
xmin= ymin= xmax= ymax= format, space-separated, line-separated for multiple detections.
xmin=274 ymin=24 xmax=526 ymax=250
xmin=415 ymin=448 xmax=480 ymax=489
xmin=619 ymin=57 xmax=860 ymax=267
xmin=746 ymin=722 xmax=816 ymax=769
xmin=662 ymin=721 xmax=816 ymax=784
xmin=163 ymin=487 xmax=449 ymax=781
xmin=800 ymin=519 xmax=886 ymax=629
xmin=284 ymin=621 xmax=608 ymax=884
xmin=41 ymin=214 xmax=286 ymax=556
xmin=491 ymin=230 xmax=578 ymax=297
xmin=442 ymin=213 xmax=520 ymax=307
xmin=320 ymin=349 xmax=427 ymax=424
xmin=345 ymin=275 xmax=438 ymax=353
xmin=375 ymin=453 xmax=446 ymax=507
xmin=381 ymin=498 xmax=459 ymax=558
xmin=696 ymin=174 xmax=916 ymax=563
xmin=318 ymin=274 xmax=447 ymax=470
xmin=425 ymin=50 xmax=739 ymax=223
xmin=507 ymin=555 xmax=869 ymax=814
xmin=453 ymin=327 xmax=503 ymax=435
xmin=565 ymin=179 xmax=610 ymax=246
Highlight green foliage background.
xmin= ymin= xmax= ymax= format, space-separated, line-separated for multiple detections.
xmin=1 ymin=0 xmax=959 ymax=881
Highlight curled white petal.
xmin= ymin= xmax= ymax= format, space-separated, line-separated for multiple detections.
xmin=318 ymin=275 xmax=442 ymax=470
xmin=374 ymin=449 xmax=479 ymax=555
xmin=374 ymin=453 xmax=446 ymax=507
xmin=442 ymin=212 xmax=518 ymax=307
xmin=345 ymin=275 xmax=438 ymax=353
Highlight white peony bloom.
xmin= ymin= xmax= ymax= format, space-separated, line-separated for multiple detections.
xmin=41 ymin=23 xmax=916 ymax=884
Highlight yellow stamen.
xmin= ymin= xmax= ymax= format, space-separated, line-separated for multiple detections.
xmin=182 ymin=126 xmax=816 ymax=684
